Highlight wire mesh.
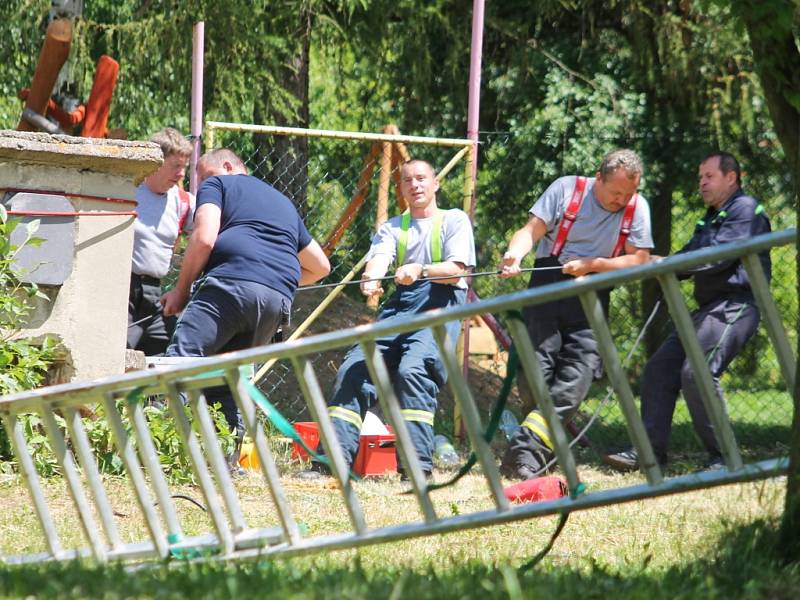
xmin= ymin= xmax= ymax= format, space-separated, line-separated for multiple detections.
xmin=202 ymin=123 xmax=795 ymax=468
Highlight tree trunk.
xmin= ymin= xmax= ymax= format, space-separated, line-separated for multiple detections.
xmin=252 ymin=10 xmax=311 ymax=214
xmin=733 ymin=0 xmax=800 ymax=564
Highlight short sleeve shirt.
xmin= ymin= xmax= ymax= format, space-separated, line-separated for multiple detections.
xmin=198 ymin=174 xmax=312 ymax=300
xmin=531 ymin=176 xmax=653 ymax=263
xmin=131 ymin=183 xmax=196 ymax=278
xmin=367 ymin=208 xmax=476 ymax=289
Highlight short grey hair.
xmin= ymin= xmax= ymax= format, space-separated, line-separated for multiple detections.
xmin=599 ymin=149 xmax=643 ymax=180
xmin=198 ymin=148 xmax=247 ymax=172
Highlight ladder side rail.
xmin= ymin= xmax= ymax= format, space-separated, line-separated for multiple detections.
xmin=225 ymin=368 xmax=301 ymax=545
xmin=360 ymin=340 xmax=439 ymax=524
xmin=0 ymin=230 xmax=793 ymax=413
xmin=658 ymin=273 xmax=743 ymax=470
xmin=432 ymin=324 xmax=509 ymax=511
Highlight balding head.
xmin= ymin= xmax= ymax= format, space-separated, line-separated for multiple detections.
xmin=197 ymin=149 xmax=248 ymax=183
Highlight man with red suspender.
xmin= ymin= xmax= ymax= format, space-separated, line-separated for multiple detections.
xmin=498 ymin=149 xmax=654 ymax=480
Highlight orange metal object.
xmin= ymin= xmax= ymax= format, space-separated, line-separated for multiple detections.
xmin=82 ymin=55 xmax=119 ymax=138
xmin=17 ymin=19 xmax=72 ymax=132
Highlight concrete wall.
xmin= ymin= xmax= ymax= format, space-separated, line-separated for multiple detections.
xmin=0 ymin=131 xmax=162 ymax=382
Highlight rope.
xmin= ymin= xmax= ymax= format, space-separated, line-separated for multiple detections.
xmin=296 ymin=265 xmax=564 ymax=292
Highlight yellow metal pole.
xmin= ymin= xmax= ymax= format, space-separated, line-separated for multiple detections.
xmin=205 ymin=121 xmax=472 ymax=148
xmin=204 ymin=124 xmax=215 ymax=153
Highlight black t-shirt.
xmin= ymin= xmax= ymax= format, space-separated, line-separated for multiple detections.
xmin=197 ymin=174 xmax=312 ymax=300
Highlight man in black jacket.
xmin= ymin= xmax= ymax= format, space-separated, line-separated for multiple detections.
xmin=604 ymin=152 xmax=772 ymax=472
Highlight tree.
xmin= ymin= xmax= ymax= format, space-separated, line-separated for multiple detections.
xmin=722 ymin=0 xmax=800 ymax=564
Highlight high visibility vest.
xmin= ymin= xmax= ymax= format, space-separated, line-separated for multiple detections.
xmin=396 ymin=209 xmax=444 ymax=265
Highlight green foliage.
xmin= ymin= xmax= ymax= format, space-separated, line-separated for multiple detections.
xmin=0 ymin=398 xmax=236 ymax=483
xmin=0 ymin=212 xmax=54 ymax=396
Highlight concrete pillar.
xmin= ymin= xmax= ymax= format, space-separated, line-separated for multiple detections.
xmin=0 ymin=130 xmax=162 ymax=382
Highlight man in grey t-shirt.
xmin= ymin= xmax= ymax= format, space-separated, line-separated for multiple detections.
xmin=498 ymin=149 xmax=654 ymax=480
xmin=128 ymin=128 xmax=195 ymax=355
xmin=301 ymin=159 xmax=476 ymax=479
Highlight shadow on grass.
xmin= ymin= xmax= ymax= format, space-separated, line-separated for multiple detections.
xmin=1 ymin=518 xmax=798 ymax=599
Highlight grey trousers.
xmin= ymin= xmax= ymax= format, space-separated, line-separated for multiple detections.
xmin=641 ymin=296 xmax=760 ymax=459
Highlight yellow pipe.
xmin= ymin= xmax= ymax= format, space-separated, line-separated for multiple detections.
xmin=206 ymin=121 xmax=472 ymax=148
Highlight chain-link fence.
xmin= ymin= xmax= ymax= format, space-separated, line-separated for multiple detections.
xmin=203 ymin=122 xmax=796 ymax=467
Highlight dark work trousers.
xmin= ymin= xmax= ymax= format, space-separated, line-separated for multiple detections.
xmin=503 ymin=256 xmax=609 ymax=472
xmin=324 ymin=281 xmax=466 ymax=473
xmin=641 ymin=295 xmax=760 ymax=460
xmin=166 ymin=276 xmax=290 ymax=438
xmin=127 ymin=273 xmax=177 ymax=356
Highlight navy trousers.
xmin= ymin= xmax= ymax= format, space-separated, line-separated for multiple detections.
xmin=326 ymin=281 xmax=466 ymax=473
xmin=166 ymin=276 xmax=290 ymax=436
xmin=641 ymin=296 xmax=760 ymax=459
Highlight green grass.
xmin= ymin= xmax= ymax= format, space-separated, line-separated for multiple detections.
xmin=0 ymin=512 xmax=798 ymax=599
xmin=573 ymin=386 xmax=792 ymax=464
xmin=0 ymin=465 xmax=797 ymax=598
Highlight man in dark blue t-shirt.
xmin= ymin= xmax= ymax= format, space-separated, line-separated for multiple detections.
xmin=161 ymin=149 xmax=330 ymax=466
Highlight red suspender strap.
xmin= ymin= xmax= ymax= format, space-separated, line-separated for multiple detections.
xmin=611 ymin=194 xmax=638 ymax=258
xmin=177 ymin=188 xmax=191 ymax=236
xmin=550 ymin=176 xmax=586 ymax=257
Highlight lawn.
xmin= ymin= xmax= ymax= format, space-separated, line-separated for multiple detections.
xmin=0 ymin=459 xmax=797 ymax=598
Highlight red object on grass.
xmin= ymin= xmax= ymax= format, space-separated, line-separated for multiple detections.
xmin=291 ymin=421 xmax=397 ymax=476
xmin=503 ymin=476 xmax=567 ymax=504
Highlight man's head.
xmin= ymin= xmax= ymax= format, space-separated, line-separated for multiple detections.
xmin=593 ymin=149 xmax=643 ymax=212
xmin=400 ymin=159 xmax=439 ymax=216
xmin=145 ymin=127 xmax=193 ymax=194
xmin=197 ymin=149 xmax=248 ymax=184
xmin=698 ymin=152 xmax=740 ymax=210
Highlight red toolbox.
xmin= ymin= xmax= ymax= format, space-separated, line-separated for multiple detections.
xmin=291 ymin=422 xmax=397 ymax=476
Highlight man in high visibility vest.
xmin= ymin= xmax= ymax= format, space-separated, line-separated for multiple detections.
xmin=128 ymin=127 xmax=195 ymax=355
xmin=498 ymin=149 xmax=653 ymax=480
xmin=604 ymin=151 xmax=772 ymax=472
xmin=302 ymin=159 xmax=476 ymax=479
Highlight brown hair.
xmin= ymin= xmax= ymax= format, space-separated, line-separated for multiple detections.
xmin=149 ymin=127 xmax=192 ymax=159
